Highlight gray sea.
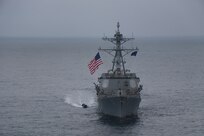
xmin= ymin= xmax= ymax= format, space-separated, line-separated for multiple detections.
xmin=0 ymin=38 xmax=204 ymax=136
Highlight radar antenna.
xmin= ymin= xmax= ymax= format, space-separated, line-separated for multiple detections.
xmin=99 ymin=22 xmax=138 ymax=75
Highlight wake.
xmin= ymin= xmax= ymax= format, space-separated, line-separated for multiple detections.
xmin=64 ymin=90 xmax=97 ymax=108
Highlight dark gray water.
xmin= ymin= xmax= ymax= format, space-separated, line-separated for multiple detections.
xmin=0 ymin=38 xmax=204 ymax=136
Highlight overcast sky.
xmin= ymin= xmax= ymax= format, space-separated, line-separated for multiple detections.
xmin=0 ymin=0 xmax=204 ymax=38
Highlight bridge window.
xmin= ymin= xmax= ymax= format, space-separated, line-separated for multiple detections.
xmin=124 ymin=81 xmax=129 ymax=87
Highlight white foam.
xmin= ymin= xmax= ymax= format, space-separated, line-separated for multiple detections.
xmin=65 ymin=97 xmax=82 ymax=108
xmin=64 ymin=90 xmax=97 ymax=108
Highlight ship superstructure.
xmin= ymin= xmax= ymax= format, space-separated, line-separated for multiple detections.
xmin=95 ymin=22 xmax=142 ymax=117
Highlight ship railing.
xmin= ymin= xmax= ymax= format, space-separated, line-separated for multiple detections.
xmin=99 ymin=76 xmax=139 ymax=79
xmin=98 ymin=89 xmax=140 ymax=96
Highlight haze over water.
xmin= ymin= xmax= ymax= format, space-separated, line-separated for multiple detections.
xmin=0 ymin=38 xmax=203 ymax=136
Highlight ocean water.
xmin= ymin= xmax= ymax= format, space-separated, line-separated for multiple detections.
xmin=0 ymin=38 xmax=204 ymax=136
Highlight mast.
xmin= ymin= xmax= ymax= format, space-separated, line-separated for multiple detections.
xmin=99 ymin=22 xmax=138 ymax=75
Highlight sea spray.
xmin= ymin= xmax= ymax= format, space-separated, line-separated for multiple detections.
xmin=64 ymin=89 xmax=97 ymax=108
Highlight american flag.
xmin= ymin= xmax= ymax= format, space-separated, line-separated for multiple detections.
xmin=88 ymin=52 xmax=103 ymax=75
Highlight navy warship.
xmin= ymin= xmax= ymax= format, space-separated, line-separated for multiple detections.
xmin=94 ymin=22 xmax=143 ymax=117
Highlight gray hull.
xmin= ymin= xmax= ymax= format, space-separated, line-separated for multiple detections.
xmin=98 ymin=94 xmax=141 ymax=118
